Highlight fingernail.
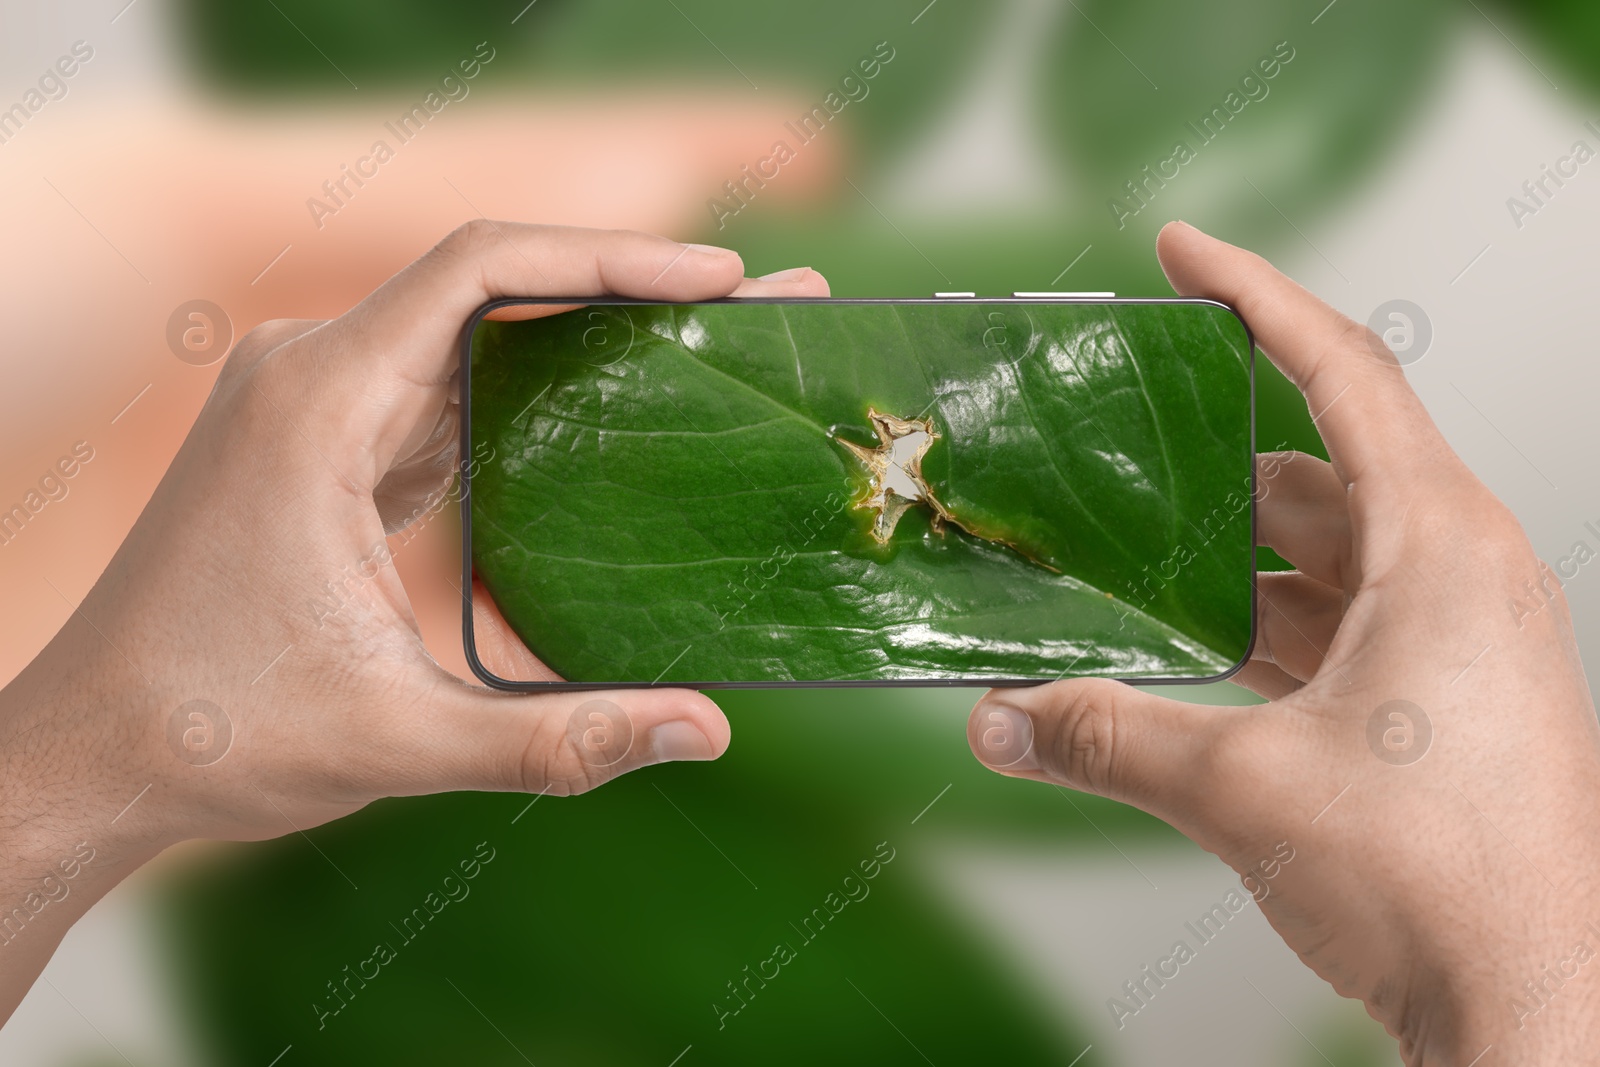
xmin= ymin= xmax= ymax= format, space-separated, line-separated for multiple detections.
xmin=973 ymin=703 xmax=1038 ymax=771
xmin=650 ymin=720 xmax=717 ymax=762
xmin=757 ymin=266 xmax=812 ymax=281
xmin=684 ymin=243 xmax=739 ymax=260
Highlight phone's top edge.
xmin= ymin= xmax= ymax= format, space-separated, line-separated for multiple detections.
xmin=473 ymin=296 xmax=1237 ymax=306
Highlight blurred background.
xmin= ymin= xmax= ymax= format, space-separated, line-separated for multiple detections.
xmin=2 ymin=0 xmax=1598 ymax=1063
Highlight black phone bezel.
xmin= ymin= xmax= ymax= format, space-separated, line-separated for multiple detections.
xmin=458 ymin=296 xmax=1257 ymax=692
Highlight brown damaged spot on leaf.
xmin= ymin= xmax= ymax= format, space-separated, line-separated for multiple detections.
xmin=835 ymin=408 xmax=945 ymax=543
xmin=835 ymin=408 xmax=1060 ymax=572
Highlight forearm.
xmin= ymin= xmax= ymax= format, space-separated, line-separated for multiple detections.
xmin=0 ymin=618 xmax=154 ymax=1023
xmin=1387 ymin=883 xmax=1600 ymax=1066
xmin=0 ymin=834 xmax=143 ymax=1025
xmin=1411 ymin=981 xmax=1600 ymax=1067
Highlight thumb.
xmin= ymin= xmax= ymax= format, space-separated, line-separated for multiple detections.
xmin=968 ymin=680 xmax=1229 ymax=820
xmin=378 ymin=676 xmax=731 ymax=799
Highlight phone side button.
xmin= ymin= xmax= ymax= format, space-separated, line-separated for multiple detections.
xmin=1011 ymin=291 xmax=1117 ymax=298
xmin=934 ymin=292 xmax=977 ymax=298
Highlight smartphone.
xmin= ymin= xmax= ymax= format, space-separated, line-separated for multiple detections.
xmin=459 ymin=296 xmax=1255 ymax=690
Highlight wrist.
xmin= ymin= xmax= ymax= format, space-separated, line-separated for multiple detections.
xmin=0 ymin=629 xmax=166 ymax=1018
xmin=1399 ymin=900 xmax=1600 ymax=1065
xmin=0 ymin=614 xmax=167 ymax=895
xmin=0 ymin=813 xmax=154 ymax=1024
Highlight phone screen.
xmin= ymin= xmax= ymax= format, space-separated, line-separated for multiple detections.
xmin=461 ymin=298 xmax=1254 ymax=688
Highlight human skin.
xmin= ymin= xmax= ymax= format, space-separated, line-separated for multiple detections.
xmin=3 ymin=218 xmax=1594 ymax=1061
xmin=0 ymin=95 xmax=839 ymax=682
xmin=0 ymin=222 xmax=828 ymax=1023
xmin=968 ymin=222 xmax=1600 ymax=1063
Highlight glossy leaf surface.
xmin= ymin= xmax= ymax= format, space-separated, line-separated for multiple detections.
xmin=469 ymin=301 xmax=1253 ymax=683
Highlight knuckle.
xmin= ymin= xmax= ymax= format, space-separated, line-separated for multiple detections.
xmin=1333 ymin=315 xmax=1391 ymax=365
xmin=239 ymin=335 xmax=308 ymax=404
xmin=1411 ymin=490 xmax=1532 ymax=572
xmin=1472 ymin=500 xmax=1536 ymax=568
xmin=435 ymin=218 xmax=501 ymax=259
xmin=220 ymin=319 xmax=309 ymax=376
xmin=1479 ymin=497 xmax=1531 ymax=544
xmin=200 ymin=323 xmax=321 ymax=432
xmin=516 ymin=712 xmax=606 ymax=797
xmin=1052 ymin=683 xmax=1121 ymax=793
xmin=1293 ymin=315 xmax=1392 ymax=399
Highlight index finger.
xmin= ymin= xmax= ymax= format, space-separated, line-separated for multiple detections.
xmin=334 ymin=221 xmax=751 ymax=385
xmin=1155 ymin=221 xmax=1452 ymax=496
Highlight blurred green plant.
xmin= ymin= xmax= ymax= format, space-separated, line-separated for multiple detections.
xmin=170 ymin=689 xmax=1144 ymax=1064
xmin=1483 ymin=0 xmax=1600 ymax=93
